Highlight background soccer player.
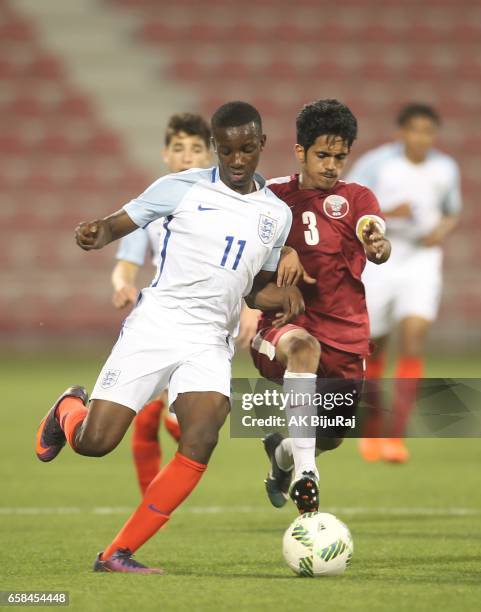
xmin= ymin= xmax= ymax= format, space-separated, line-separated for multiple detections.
xmin=111 ymin=113 xmax=212 ymax=494
xmin=347 ymin=103 xmax=461 ymax=463
xmin=250 ymin=99 xmax=391 ymax=513
xmin=35 ymin=101 xmax=305 ymax=574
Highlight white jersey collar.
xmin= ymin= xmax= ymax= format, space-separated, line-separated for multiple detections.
xmin=211 ymin=166 xmax=266 ymax=192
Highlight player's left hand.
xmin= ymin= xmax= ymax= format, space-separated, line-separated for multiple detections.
xmin=420 ymin=227 xmax=446 ymax=247
xmin=362 ymin=220 xmax=391 ymax=264
xmin=277 ymin=246 xmax=316 ymax=287
xmin=273 ymin=286 xmax=305 ymax=328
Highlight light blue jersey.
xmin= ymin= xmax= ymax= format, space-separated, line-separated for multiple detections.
xmin=116 ymin=226 xmax=152 ymax=267
xmin=122 ymin=167 xmax=292 ymax=342
xmin=347 ymin=142 xmax=461 ymax=217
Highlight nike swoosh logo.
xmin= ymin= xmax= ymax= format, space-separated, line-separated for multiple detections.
xmin=148 ymin=504 xmax=169 ymax=516
xmin=198 ymin=204 xmax=218 ymax=211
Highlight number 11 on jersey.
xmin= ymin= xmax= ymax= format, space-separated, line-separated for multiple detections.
xmin=221 ymin=236 xmax=246 ymax=270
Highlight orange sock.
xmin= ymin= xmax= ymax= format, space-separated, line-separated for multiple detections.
xmin=362 ymin=352 xmax=386 ymax=438
xmin=132 ymin=399 xmax=164 ymax=495
xmin=56 ymin=397 xmax=88 ymax=449
xmin=102 ymin=452 xmax=206 ymax=559
xmin=163 ymin=413 xmax=181 ymax=442
xmin=390 ymin=357 xmax=424 ymax=437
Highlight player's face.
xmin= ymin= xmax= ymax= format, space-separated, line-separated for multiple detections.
xmin=213 ymin=122 xmax=266 ymax=194
xmin=163 ymin=132 xmax=212 ymax=173
xmin=399 ymin=116 xmax=438 ymax=163
xmin=296 ymin=135 xmax=349 ymax=191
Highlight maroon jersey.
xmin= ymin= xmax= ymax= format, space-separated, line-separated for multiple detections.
xmin=265 ymin=175 xmax=384 ymax=355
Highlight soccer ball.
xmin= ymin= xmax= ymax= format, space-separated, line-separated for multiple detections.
xmin=282 ymin=512 xmax=353 ymax=577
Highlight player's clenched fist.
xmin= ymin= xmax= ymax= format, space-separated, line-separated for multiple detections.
xmin=273 ymin=286 xmax=305 ymax=328
xmin=112 ymin=284 xmax=138 ymax=309
xmin=359 ymin=218 xmax=391 ymax=264
xmin=75 ymin=220 xmax=111 ymax=251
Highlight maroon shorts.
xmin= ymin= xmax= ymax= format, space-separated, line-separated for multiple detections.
xmin=250 ymin=324 xmax=364 ymax=440
xmin=250 ymin=324 xmax=365 ymax=381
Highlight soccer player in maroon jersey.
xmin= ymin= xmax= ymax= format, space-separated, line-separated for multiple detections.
xmin=250 ymin=99 xmax=391 ymax=513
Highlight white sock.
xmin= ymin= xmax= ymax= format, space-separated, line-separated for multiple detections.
xmin=283 ymin=371 xmax=319 ymax=481
xmin=275 ymin=438 xmax=294 ymax=471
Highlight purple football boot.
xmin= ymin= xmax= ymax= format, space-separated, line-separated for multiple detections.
xmin=35 ymin=386 xmax=88 ymax=462
xmin=93 ymin=549 xmax=165 ymax=574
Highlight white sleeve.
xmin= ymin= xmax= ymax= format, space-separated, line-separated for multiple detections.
xmin=346 ymin=152 xmax=382 ymax=190
xmin=261 ymin=207 xmax=293 ymax=272
xmin=441 ymin=161 xmax=462 ymax=215
xmin=123 ymin=173 xmax=193 ymax=228
xmin=116 ymin=229 xmax=149 ymax=266
xmin=346 ymin=143 xmax=401 ymax=190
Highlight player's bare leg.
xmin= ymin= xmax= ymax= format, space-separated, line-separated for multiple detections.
xmin=275 ymin=329 xmax=321 ymax=513
xmin=383 ymin=316 xmax=429 ymax=463
xmin=36 ymin=389 xmax=135 ymax=461
xmin=95 ymin=391 xmax=229 ymax=573
xmin=359 ymin=335 xmax=389 ymax=462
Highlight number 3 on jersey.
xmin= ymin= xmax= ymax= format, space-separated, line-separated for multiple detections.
xmin=220 ymin=236 xmax=246 ymax=270
xmin=302 ymin=211 xmax=319 ymax=245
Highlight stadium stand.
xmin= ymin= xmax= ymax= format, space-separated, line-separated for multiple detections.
xmin=2 ymin=0 xmax=480 ymax=349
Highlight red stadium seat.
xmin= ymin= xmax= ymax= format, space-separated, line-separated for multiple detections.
xmin=8 ymin=95 xmax=46 ymax=118
xmin=86 ymin=130 xmax=124 ymax=156
xmin=55 ymin=93 xmax=95 ymax=119
xmin=25 ymin=56 xmax=64 ymax=80
xmin=0 ymin=18 xmax=34 ymax=42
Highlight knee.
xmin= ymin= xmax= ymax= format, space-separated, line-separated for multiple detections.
xmin=399 ymin=344 xmax=424 ymax=359
xmin=180 ymin=427 xmax=219 ymax=463
xmin=286 ymin=334 xmax=321 ymax=371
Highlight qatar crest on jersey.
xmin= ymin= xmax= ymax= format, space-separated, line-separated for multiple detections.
xmin=258 ymin=214 xmax=277 ymax=244
xmin=323 ymin=194 xmax=349 ymax=219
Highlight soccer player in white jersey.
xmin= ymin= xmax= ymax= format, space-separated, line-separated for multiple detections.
xmin=111 ymin=113 xmax=212 ymax=495
xmin=35 ymin=101 xmax=305 ymax=574
xmin=347 ymin=103 xmax=461 ymax=463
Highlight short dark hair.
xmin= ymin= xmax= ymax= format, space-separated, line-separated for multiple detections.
xmin=211 ymin=101 xmax=262 ymax=132
xmin=165 ymin=113 xmax=211 ymax=147
xmin=397 ymin=103 xmax=441 ymax=127
xmin=296 ymin=99 xmax=358 ymax=151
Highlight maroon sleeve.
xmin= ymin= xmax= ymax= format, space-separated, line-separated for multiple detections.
xmin=352 ymin=185 xmax=384 ymax=221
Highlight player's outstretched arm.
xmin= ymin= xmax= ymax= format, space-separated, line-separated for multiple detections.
xmin=245 ymin=271 xmax=305 ymax=328
xmin=75 ymin=210 xmax=138 ymax=251
xmin=420 ymin=214 xmax=459 ymax=247
xmin=111 ymin=260 xmax=140 ymax=309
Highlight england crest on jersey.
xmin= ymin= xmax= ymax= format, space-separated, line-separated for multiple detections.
xmin=258 ymin=214 xmax=277 ymax=244
xmin=101 ymin=369 xmax=121 ymax=389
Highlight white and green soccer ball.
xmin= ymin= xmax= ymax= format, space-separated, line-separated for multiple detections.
xmin=282 ymin=512 xmax=353 ymax=577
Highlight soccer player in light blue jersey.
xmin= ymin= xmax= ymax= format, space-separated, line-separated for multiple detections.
xmin=35 ymin=101 xmax=305 ymax=574
xmin=347 ymin=103 xmax=461 ymax=463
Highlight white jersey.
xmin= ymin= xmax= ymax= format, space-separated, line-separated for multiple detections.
xmin=346 ymin=142 xmax=461 ymax=260
xmin=122 ymin=166 xmax=292 ymax=344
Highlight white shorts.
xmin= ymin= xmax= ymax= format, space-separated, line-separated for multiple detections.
xmin=363 ymin=246 xmax=443 ymax=338
xmin=91 ymin=325 xmax=234 ymax=413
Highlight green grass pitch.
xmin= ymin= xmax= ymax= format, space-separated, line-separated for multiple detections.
xmin=1 ymin=352 xmax=481 ymax=611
